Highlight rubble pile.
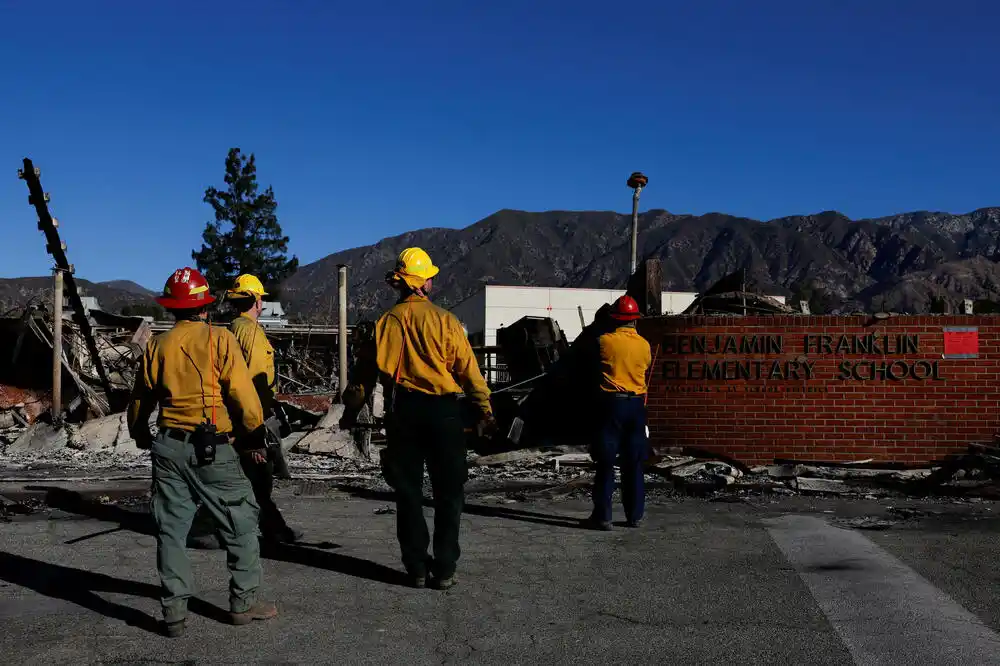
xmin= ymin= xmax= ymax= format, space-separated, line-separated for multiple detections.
xmin=456 ymin=444 xmax=1000 ymax=503
xmin=0 ymin=385 xmax=51 ymax=433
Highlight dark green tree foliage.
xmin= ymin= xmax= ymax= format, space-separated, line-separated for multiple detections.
xmin=192 ymin=148 xmax=298 ymax=293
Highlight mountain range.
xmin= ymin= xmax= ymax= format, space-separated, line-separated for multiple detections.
xmin=4 ymin=207 xmax=1000 ymax=321
xmin=280 ymin=207 xmax=1000 ymax=321
xmin=0 ymin=277 xmax=156 ymax=317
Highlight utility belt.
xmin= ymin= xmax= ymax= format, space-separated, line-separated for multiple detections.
xmin=163 ymin=427 xmax=230 ymax=445
xmin=394 ymin=384 xmax=459 ymax=400
xmin=163 ymin=425 xmax=230 ymax=466
xmin=606 ymin=391 xmax=642 ymax=398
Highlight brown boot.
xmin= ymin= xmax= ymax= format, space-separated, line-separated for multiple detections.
xmin=230 ymin=601 xmax=278 ymax=626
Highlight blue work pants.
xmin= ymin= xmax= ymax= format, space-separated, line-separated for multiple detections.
xmin=591 ymin=394 xmax=648 ymax=524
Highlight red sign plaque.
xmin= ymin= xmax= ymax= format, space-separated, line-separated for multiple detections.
xmin=943 ymin=327 xmax=978 ymax=358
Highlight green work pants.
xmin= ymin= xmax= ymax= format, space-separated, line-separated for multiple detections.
xmin=188 ymin=454 xmax=291 ymax=541
xmin=383 ymin=389 xmax=468 ymax=579
xmin=151 ymin=430 xmax=262 ymax=623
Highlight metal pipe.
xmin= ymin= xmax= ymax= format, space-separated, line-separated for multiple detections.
xmin=277 ymin=372 xmax=315 ymax=391
xmin=630 ymin=189 xmax=641 ymax=275
xmin=52 ymin=268 xmax=63 ymax=424
xmin=337 ymin=264 xmax=348 ymax=401
xmin=492 ymin=372 xmax=548 ymax=394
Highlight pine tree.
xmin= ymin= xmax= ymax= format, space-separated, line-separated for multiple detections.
xmin=192 ymin=148 xmax=298 ymax=294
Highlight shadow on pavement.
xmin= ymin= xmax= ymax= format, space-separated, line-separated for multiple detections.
xmin=0 ymin=550 xmax=231 ymax=633
xmin=40 ymin=487 xmax=410 ymax=587
xmin=38 ymin=486 xmax=156 ymax=537
xmin=260 ymin=542 xmax=410 ymax=586
xmin=334 ymin=484 xmax=591 ymax=530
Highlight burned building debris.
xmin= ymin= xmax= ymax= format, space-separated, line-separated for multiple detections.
xmin=0 ymin=300 xmax=358 ymax=463
xmin=682 ymin=268 xmax=793 ymax=315
xmin=0 ymin=300 xmax=150 ymax=442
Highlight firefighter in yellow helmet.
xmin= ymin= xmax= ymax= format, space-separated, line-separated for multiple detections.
xmin=226 ymin=274 xmax=301 ymax=543
xmin=344 ymin=247 xmax=495 ymax=590
xmin=127 ymin=267 xmax=277 ymax=637
xmin=188 ymin=274 xmax=302 ymax=550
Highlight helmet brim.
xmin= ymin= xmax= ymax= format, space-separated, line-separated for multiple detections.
xmin=610 ymin=312 xmax=641 ymax=321
xmin=226 ymin=289 xmax=267 ymax=297
xmin=156 ymin=294 xmax=216 ymax=309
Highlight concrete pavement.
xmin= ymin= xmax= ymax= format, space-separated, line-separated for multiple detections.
xmin=0 ymin=490 xmax=999 ymax=664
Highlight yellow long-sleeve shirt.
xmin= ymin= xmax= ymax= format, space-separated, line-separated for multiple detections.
xmin=230 ymin=312 xmax=275 ymax=392
xmin=359 ymin=294 xmax=492 ymax=415
xmin=127 ymin=320 xmax=265 ymax=442
xmin=597 ymin=326 xmax=652 ymax=395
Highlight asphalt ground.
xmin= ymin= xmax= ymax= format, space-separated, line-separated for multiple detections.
xmin=1 ymin=486 xmax=999 ymax=665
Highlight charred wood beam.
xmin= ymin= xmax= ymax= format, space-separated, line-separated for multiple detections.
xmin=10 ymin=306 xmax=35 ymax=367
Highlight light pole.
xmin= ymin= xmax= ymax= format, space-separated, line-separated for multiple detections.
xmin=627 ymin=171 xmax=648 ymax=275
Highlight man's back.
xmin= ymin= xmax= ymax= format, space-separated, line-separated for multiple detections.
xmin=130 ymin=320 xmax=262 ymax=436
xmin=230 ymin=314 xmax=275 ymax=388
xmin=597 ymin=327 xmax=652 ymax=395
xmin=374 ymin=294 xmax=490 ymax=414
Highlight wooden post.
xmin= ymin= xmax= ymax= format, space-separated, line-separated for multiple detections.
xmin=337 ymin=264 xmax=348 ymax=401
xmin=626 ymin=258 xmax=662 ymax=316
xmin=52 ymin=268 xmax=64 ymax=423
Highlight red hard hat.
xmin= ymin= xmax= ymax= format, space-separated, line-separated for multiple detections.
xmin=610 ymin=295 xmax=641 ymax=321
xmin=155 ymin=267 xmax=216 ymax=309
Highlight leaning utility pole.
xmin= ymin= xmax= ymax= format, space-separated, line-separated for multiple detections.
xmin=19 ymin=158 xmax=116 ymax=411
xmin=627 ymin=172 xmax=648 ymax=275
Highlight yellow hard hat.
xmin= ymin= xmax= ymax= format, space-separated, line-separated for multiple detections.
xmin=396 ymin=247 xmax=439 ymax=281
xmin=227 ymin=274 xmax=268 ymax=298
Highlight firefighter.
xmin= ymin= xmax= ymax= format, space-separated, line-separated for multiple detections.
xmin=127 ymin=267 xmax=277 ymax=637
xmin=225 ymin=273 xmax=301 ymax=543
xmin=583 ymin=295 xmax=652 ymax=531
xmin=343 ymin=247 xmax=495 ymax=590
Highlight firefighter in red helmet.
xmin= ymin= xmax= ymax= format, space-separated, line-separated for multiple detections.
xmin=127 ymin=267 xmax=277 ymax=636
xmin=582 ymin=295 xmax=652 ymax=531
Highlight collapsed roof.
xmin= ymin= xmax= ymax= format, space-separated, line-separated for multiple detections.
xmin=683 ymin=269 xmax=793 ymax=315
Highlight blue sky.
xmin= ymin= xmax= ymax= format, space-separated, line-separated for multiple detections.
xmin=2 ymin=1 xmax=998 ymax=288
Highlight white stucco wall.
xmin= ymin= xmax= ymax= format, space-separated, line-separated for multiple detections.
xmin=451 ymin=285 xmax=776 ymax=346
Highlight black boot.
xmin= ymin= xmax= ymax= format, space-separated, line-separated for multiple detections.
xmin=581 ymin=516 xmax=612 ymax=531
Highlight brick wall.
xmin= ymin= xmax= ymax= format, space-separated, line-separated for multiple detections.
xmin=637 ymin=315 xmax=1000 ymax=466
